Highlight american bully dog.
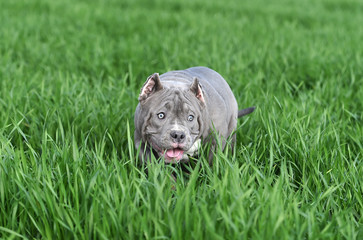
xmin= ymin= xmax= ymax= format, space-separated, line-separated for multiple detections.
xmin=134 ymin=66 xmax=255 ymax=164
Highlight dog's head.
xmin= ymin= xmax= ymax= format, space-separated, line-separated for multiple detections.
xmin=136 ymin=73 xmax=207 ymax=163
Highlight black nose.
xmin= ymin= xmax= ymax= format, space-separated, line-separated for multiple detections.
xmin=170 ymin=130 xmax=186 ymax=143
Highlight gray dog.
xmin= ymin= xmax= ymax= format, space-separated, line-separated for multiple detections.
xmin=134 ymin=66 xmax=255 ymax=164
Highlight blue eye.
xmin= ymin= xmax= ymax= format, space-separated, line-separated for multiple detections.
xmin=157 ymin=112 xmax=165 ymax=119
xmin=188 ymin=115 xmax=194 ymax=121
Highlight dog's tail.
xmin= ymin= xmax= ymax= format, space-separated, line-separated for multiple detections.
xmin=238 ymin=107 xmax=256 ymax=118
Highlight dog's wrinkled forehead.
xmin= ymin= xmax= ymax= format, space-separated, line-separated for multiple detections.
xmin=172 ymin=90 xmax=186 ymax=113
xmin=156 ymin=89 xmax=189 ymax=112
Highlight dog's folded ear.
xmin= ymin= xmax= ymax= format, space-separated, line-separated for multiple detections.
xmin=139 ymin=73 xmax=163 ymax=101
xmin=189 ymin=77 xmax=205 ymax=104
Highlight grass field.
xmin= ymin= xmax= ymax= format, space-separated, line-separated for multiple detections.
xmin=1 ymin=0 xmax=363 ymax=239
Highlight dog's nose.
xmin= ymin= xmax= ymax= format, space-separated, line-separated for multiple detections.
xmin=170 ymin=130 xmax=186 ymax=143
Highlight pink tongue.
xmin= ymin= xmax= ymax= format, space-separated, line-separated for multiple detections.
xmin=165 ymin=149 xmax=184 ymax=159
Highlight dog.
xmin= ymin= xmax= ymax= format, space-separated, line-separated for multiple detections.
xmin=134 ymin=66 xmax=255 ymax=164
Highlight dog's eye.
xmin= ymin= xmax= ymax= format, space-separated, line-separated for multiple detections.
xmin=157 ymin=112 xmax=165 ymax=119
xmin=188 ymin=115 xmax=194 ymax=121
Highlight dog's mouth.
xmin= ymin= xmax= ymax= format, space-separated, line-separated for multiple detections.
xmin=151 ymin=139 xmax=201 ymax=164
xmin=162 ymin=148 xmax=184 ymax=163
xmin=151 ymin=143 xmax=185 ymax=163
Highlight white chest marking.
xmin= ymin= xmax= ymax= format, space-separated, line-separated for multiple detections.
xmin=182 ymin=139 xmax=201 ymax=160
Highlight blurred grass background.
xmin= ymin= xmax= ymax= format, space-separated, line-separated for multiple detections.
xmin=0 ymin=0 xmax=362 ymax=239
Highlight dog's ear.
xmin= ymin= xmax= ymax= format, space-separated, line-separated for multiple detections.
xmin=189 ymin=77 xmax=205 ymax=104
xmin=139 ymin=73 xmax=163 ymax=101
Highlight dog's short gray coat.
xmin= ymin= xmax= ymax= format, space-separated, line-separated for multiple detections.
xmin=134 ymin=66 xmax=254 ymax=163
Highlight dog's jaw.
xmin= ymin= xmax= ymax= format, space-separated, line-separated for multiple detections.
xmin=152 ymin=139 xmax=201 ymax=163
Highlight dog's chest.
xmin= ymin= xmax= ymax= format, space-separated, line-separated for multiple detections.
xmin=181 ymin=139 xmax=201 ymax=161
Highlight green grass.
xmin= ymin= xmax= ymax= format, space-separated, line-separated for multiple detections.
xmin=1 ymin=0 xmax=362 ymax=239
